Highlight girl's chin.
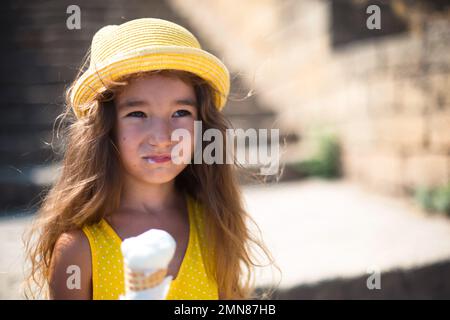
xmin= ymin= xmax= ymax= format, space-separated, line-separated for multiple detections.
xmin=124 ymin=162 xmax=187 ymax=184
xmin=141 ymin=175 xmax=178 ymax=185
xmin=140 ymin=167 xmax=184 ymax=184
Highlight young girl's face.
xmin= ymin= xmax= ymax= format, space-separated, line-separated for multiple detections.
xmin=114 ymin=74 xmax=198 ymax=185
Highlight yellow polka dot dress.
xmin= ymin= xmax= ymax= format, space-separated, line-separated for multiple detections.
xmin=81 ymin=194 xmax=218 ymax=300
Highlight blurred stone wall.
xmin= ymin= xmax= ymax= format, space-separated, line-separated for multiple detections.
xmin=169 ymin=0 xmax=450 ymax=195
xmin=0 ymin=0 xmax=278 ymax=211
xmin=0 ymin=0 xmax=210 ymax=211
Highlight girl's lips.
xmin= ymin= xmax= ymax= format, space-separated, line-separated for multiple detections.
xmin=143 ymin=155 xmax=171 ymax=164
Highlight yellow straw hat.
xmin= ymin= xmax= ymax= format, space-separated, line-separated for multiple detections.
xmin=70 ymin=18 xmax=230 ymax=118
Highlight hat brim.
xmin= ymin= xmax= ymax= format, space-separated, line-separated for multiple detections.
xmin=70 ymin=46 xmax=230 ymax=118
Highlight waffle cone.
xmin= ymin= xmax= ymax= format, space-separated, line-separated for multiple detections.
xmin=124 ymin=265 xmax=167 ymax=292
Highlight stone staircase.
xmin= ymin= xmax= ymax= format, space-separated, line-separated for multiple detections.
xmin=0 ymin=0 xmax=298 ymax=213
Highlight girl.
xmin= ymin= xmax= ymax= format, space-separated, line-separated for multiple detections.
xmin=24 ymin=18 xmax=275 ymax=300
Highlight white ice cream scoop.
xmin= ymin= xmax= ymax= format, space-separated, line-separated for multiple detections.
xmin=120 ymin=229 xmax=177 ymax=299
xmin=121 ymin=229 xmax=176 ymax=272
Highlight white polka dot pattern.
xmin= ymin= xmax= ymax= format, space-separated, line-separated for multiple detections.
xmin=82 ymin=194 xmax=219 ymax=300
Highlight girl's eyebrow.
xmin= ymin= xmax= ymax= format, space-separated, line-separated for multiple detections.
xmin=172 ymin=98 xmax=198 ymax=108
xmin=118 ymin=99 xmax=147 ymax=109
xmin=118 ymin=98 xmax=197 ymax=109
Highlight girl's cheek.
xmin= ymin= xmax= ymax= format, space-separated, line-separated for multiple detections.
xmin=117 ymin=126 xmax=140 ymax=150
xmin=119 ymin=122 xmax=142 ymax=137
xmin=171 ymin=119 xmax=195 ymax=135
xmin=170 ymin=120 xmax=196 ymax=158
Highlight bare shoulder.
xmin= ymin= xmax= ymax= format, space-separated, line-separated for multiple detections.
xmin=48 ymin=229 xmax=92 ymax=299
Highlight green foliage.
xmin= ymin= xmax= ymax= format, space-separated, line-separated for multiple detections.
xmin=295 ymin=133 xmax=341 ymax=179
xmin=414 ymin=183 xmax=450 ymax=216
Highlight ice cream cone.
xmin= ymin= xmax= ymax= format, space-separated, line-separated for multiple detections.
xmin=120 ymin=229 xmax=176 ymax=299
xmin=124 ymin=265 xmax=168 ymax=292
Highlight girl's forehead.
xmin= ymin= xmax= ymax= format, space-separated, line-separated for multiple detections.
xmin=113 ymin=74 xmax=197 ymax=109
xmin=115 ymin=74 xmax=195 ymax=97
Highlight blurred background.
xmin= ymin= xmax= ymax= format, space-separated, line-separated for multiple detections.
xmin=1 ymin=0 xmax=450 ymax=299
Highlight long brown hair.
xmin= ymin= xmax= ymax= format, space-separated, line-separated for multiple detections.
xmin=23 ymin=68 xmax=279 ymax=299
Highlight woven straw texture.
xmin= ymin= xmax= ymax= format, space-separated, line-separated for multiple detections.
xmin=70 ymin=18 xmax=230 ymax=118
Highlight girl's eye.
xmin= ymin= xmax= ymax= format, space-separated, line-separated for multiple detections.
xmin=173 ymin=109 xmax=192 ymax=118
xmin=126 ymin=111 xmax=146 ymax=118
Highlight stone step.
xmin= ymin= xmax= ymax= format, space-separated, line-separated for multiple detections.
xmin=0 ymin=0 xmax=300 ymax=211
xmin=0 ymin=83 xmax=66 ymax=104
xmin=0 ymin=66 xmax=78 ymax=85
xmin=0 ymin=163 xmax=60 ymax=212
xmin=0 ymin=130 xmax=55 ymax=163
xmin=0 ymin=50 xmax=86 ymax=68
xmin=0 ymin=149 xmax=57 ymax=167
xmin=0 ymin=103 xmax=62 ymax=125
xmin=0 ymin=183 xmax=43 ymax=214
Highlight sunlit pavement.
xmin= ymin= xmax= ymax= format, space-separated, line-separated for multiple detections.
xmin=2 ymin=179 xmax=450 ymax=299
xmin=0 ymin=214 xmax=30 ymax=299
xmin=243 ymin=179 xmax=450 ymax=290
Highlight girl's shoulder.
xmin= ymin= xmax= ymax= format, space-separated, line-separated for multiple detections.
xmin=49 ymin=229 xmax=92 ymax=299
xmin=54 ymin=229 xmax=91 ymax=258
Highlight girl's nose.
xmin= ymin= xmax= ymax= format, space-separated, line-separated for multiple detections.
xmin=146 ymin=117 xmax=172 ymax=147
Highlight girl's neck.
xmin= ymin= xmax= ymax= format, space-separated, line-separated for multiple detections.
xmin=119 ymin=177 xmax=182 ymax=216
